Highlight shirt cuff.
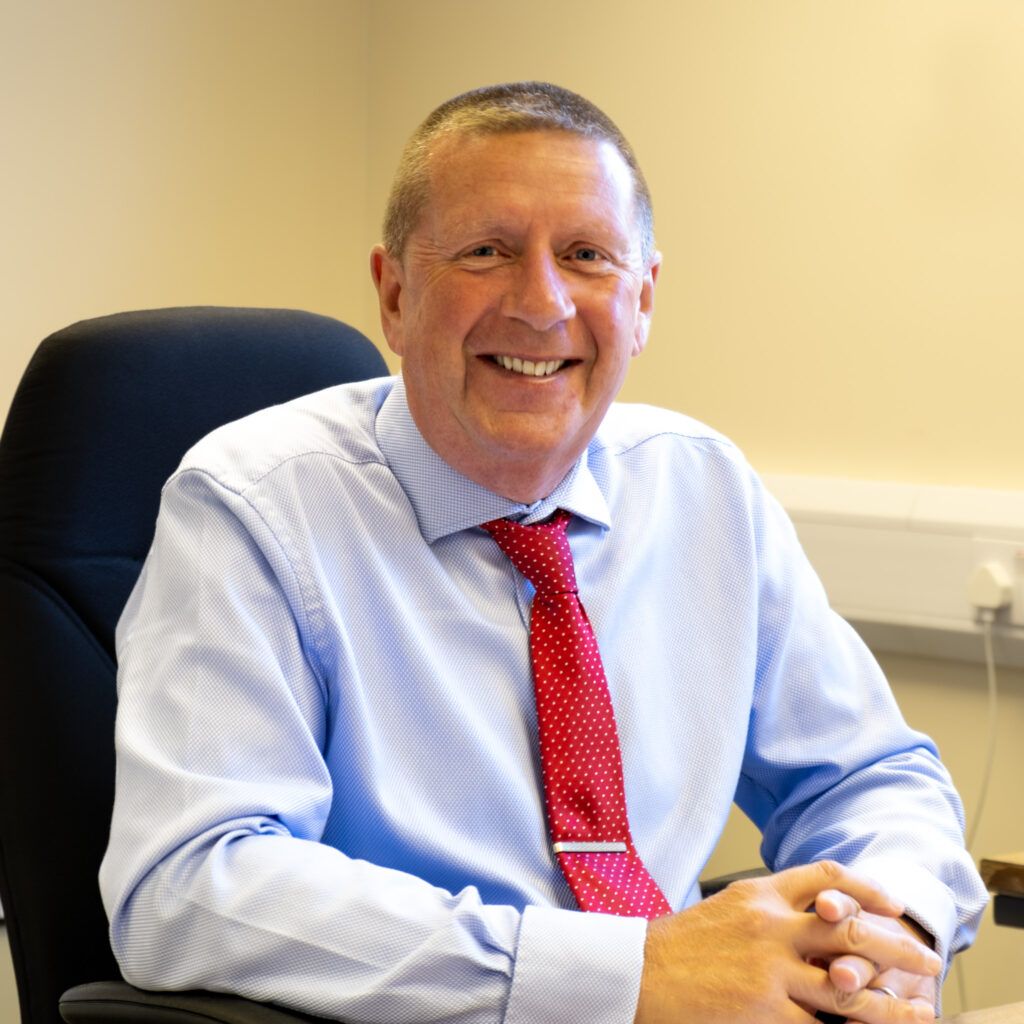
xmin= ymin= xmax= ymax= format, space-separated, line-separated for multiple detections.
xmin=851 ymin=855 xmax=959 ymax=965
xmin=504 ymin=906 xmax=647 ymax=1024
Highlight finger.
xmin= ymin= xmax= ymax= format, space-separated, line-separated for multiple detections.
xmin=829 ymin=953 xmax=877 ymax=992
xmin=815 ymin=888 xmax=862 ymax=922
xmin=798 ymin=913 xmax=943 ymax=978
xmin=845 ymin=1016 xmax=935 ymax=1024
xmin=845 ymin=1008 xmax=935 ymax=1024
xmin=908 ymin=997 xmax=937 ymax=1020
xmin=792 ymin=963 xmax=935 ymax=1023
xmin=872 ymin=967 xmax=938 ymax=1009
xmin=773 ymin=861 xmax=905 ymax=917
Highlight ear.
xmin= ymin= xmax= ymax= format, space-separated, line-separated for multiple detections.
xmin=370 ymin=245 xmax=407 ymax=357
xmin=631 ymin=252 xmax=660 ymax=357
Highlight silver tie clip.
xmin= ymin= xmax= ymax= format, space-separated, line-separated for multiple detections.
xmin=552 ymin=841 xmax=628 ymax=854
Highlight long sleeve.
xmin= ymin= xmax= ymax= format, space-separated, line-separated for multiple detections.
xmin=735 ymin=475 xmax=987 ymax=965
xmin=99 ymin=466 xmax=646 ymax=1024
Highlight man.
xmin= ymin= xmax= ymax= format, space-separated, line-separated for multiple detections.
xmin=101 ymin=82 xmax=985 ymax=1024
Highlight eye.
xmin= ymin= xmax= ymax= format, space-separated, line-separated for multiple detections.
xmin=465 ymin=245 xmax=499 ymax=258
xmin=569 ymin=247 xmax=604 ymax=263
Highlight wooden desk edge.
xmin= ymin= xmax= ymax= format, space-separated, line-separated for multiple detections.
xmin=980 ymin=853 xmax=1024 ymax=896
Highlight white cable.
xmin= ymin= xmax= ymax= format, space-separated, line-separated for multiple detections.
xmin=966 ymin=613 xmax=999 ymax=852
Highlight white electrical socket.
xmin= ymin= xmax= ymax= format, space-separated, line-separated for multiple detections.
xmin=764 ymin=475 xmax=1024 ymax=665
xmin=971 ymin=538 xmax=1024 ymax=625
xmin=968 ymin=561 xmax=1014 ymax=611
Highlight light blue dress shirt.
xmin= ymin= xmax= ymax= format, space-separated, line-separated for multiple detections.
xmin=100 ymin=377 xmax=986 ymax=1024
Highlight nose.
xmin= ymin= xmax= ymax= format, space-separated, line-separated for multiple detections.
xmin=501 ymin=250 xmax=576 ymax=331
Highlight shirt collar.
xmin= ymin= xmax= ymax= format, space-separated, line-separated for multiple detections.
xmin=376 ymin=378 xmax=611 ymax=543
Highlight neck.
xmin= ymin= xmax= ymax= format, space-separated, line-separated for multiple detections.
xmin=401 ymin=386 xmax=588 ymax=504
xmin=474 ymin=468 xmax=566 ymax=505
xmin=447 ymin=445 xmax=576 ymax=504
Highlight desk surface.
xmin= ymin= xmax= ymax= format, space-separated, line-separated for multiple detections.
xmin=943 ymin=1003 xmax=1024 ymax=1023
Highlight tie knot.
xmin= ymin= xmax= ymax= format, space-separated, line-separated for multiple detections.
xmin=482 ymin=509 xmax=578 ymax=595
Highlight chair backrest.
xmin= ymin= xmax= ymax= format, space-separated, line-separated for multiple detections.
xmin=0 ymin=307 xmax=388 ymax=1024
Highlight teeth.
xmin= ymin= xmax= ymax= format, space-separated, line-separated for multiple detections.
xmin=494 ymin=355 xmax=565 ymax=377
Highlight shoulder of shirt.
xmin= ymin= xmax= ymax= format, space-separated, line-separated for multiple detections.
xmin=593 ymin=402 xmax=742 ymax=459
xmin=588 ymin=404 xmax=768 ymax=514
xmin=170 ymin=377 xmax=393 ymax=493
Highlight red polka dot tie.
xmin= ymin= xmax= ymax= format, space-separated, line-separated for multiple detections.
xmin=483 ymin=510 xmax=671 ymax=919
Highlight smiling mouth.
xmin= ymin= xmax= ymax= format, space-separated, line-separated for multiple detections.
xmin=492 ymin=355 xmax=568 ymax=377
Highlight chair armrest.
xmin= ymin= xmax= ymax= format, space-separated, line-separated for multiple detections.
xmin=60 ymin=967 xmax=849 ymax=1024
xmin=698 ymin=866 xmax=768 ymax=898
xmin=60 ymin=981 xmax=330 ymax=1024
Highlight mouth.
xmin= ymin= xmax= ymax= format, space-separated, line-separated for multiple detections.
xmin=491 ymin=355 xmax=569 ymax=378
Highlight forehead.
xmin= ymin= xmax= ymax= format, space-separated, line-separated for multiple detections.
xmin=420 ymin=130 xmax=638 ymax=242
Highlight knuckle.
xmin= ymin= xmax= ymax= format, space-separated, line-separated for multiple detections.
xmin=898 ymin=935 xmax=920 ymax=964
xmin=830 ymin=986 xmax=900 ymax=1021
xmin=742 ymin=898 xmax=775 ymax=934
xmin=729 ymin=877 xmax=762 ymax=898
xmin=816 ymin=859 xmax=844 ymax=883
xmin=831 ymin=986 xmax=863 ymax=1013
xmin=728 ymin=876 xmax=776 ymax=915
xmin=841 ymin=914 xmax=867 ymax=948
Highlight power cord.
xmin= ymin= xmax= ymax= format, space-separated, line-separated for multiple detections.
xmin=966 ymin=611 xmax=999 ymax=853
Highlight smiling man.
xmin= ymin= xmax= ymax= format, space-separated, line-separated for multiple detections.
xmin=372 ymin=127 xmax=655 ymax=504
xmin=101 ymin=83 xmax=985 ymax=1024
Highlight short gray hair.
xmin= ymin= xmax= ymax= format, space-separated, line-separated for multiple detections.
xmin=382 ymin=81 xmax=654 ymax=263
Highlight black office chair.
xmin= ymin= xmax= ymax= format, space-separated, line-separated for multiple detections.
xmin=0 ymin=307 xmax=388 ymax=1024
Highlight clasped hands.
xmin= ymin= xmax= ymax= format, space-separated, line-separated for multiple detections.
xmin=634 ymin=860 xmax=941 ymax=1024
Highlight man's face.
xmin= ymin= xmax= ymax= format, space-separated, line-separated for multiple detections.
xmin=372 ymin=130 xmax=658 ymax=502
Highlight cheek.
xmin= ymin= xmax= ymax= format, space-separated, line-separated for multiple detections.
xmin=590 ymin=291 xmax=642 ymax=354
xmin=419 ymin=281 xmax=484 ymax=341
xmin=402 ymin=304 xmax=475 ymax=393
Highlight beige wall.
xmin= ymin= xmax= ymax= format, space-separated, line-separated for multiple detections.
xmin=366 ymin=1 xmax=1023 ymax=491
xmin=5 ymin=1 xmax=1022 ymax=489
xmin=3 ymin=0 xmax=1023 ymax=1016
xmin=1 ymin=0 xmax=375 ymax=421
